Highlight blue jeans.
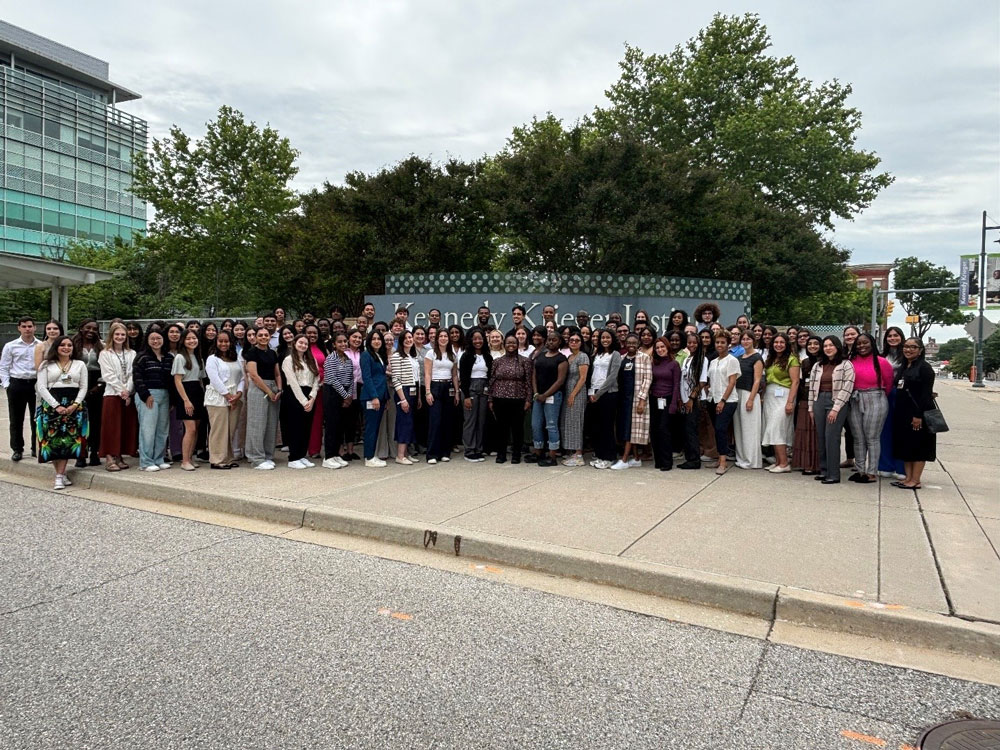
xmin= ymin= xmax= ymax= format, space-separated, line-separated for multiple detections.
xmin=709 ymin=400 xmax=738 ymax=457
xmin=531 ymin=391 xmax=563 ymax=450
xmin=137 ymin=388 xmax=170 ymax=468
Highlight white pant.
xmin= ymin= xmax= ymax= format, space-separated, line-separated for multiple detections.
xmin=734 ymin=389 xmax=762 ymax=469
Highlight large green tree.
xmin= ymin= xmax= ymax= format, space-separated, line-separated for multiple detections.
xmin=591 ymin=13 xmax=893 ymax=228
xmin=892 ymin=256 xmax=969 ymax=338
xmin=131 ymin=106 xmax=299 ymax=314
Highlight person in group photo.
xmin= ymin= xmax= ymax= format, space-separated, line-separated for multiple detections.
xmin=204 ymin=330 xmax=245 ymax=470
xmin=761 ymin=333 xmax=800 ymax=474
xmin=847 ymin=333 xmax=892 ymax=484
xmin=588 ymin=329 xmax=622 ymax=470
xmin=243 ymin=325 xmax=283 ymax=470
xmin=528 ymin=330 xmax=568 ymax=467
xmin=33 ymin=318 xmax=64 ymax=370
xmin=459 ymin=328 xmax=492 ymax=462
xmin=733 ymin=330 xmax=763 ymax=470
xmin=892 ymin=338 xmax=937 ymax=490
xmin=71 ymin=319 xmax=104 ymax=469
xmin=808 ymin=336 xmax=856 ymax=485
xmin=321 ymin=331 xmax=356 ymax=470
xmin=34 ymin=335 xmax=89 ymax=489
xmin=559 ymin=331 xmax=590 ymax=467
xmin=611 ymin=334 xmax=651 ymax=471
xmin=424 ymin=327 xmax=459 ymax=465
xmin=281 ymin=333 xmax=319 ymax=469
xmin=133 ymin=328 xmax=174 ymax=472
xmin=791 ymin=335 xmax=822 ymax=475
xmin=98 ymin=322 xmax=138 ymax=471
xmin=360 ymin=329 xmax=390 ymax=468
xmin=389 ymin=329 xmax=421 ymax=465
xmin=707 ymin=330 xmax=740 ymax=475
xmin=171 ymin=329 xmax=206 ymax=471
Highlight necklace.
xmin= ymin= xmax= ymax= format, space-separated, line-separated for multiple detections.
xmin=58 ymin=358 xmax=72 ymax=383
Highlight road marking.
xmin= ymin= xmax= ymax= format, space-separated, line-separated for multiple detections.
xmin=840 ymin=729 xmax=887 ymax=746
xmin=377 ymin=607 xmax=413 ymax=621
xmin=845 ymin=600 xmax=866 ymax=608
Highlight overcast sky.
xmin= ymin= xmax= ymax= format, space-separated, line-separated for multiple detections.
xmin=9 ymin=1 xmax=1000 ymax=334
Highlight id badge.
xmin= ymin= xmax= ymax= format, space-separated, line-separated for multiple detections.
xmin=448 ymin=387 xmax=456 ymax=397
xmin=545 ymin=395 xmax=555 ymax=404
xmin=60 ymin=373 xmax=71 ymax=383
xmin=588 ymin=387 xmax=597 ymax=396
xmin=897 ymin=378 xmax=904 ymax=389
xmin=624 ymin=362 xmax=634 ymax=371
xmin=657 ymin=397 xmax=666 ymax=410
xmin=773 ymin=387 xmax=787 ymax=398
xmin=366 ymin=399 xmax=377 ymax=410
xmin=408 ymin=387 xmax=417 ymax=397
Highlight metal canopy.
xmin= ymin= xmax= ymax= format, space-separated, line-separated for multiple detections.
xmin=0 ymin=251 xmax=115 ymax=326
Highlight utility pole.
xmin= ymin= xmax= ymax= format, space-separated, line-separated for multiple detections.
xmin=974 ymin=211 xmax=1000 ymax=388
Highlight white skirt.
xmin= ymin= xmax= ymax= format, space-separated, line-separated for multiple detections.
xmin=761 ymin=387 xmax=794 ymax=446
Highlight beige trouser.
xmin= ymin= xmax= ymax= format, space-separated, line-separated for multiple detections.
xmin=207 ymin=402 xmax=242 ymax=465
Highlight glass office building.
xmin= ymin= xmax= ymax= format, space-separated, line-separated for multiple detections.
xmin=0 ymin=21 xmax=146 ymax=259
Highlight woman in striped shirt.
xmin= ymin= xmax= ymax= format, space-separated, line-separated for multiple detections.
xmin=390 ymin=330 xmax=421 ymax=465
xmin=321 ymin=332 xmax=355 ymax=470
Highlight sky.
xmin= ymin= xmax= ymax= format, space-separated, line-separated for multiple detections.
xmin=8 ymin=1 xmax=1000 ymax=338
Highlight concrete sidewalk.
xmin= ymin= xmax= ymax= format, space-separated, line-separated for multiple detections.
xmin=2 ymin=379 xmax=998 ymax=660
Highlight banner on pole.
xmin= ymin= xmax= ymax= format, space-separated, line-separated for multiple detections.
xmin=960 ymin=253 xmax=1000 ymax=310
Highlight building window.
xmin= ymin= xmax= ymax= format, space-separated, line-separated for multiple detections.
xmin=856 ymin=279 xmax=868 ymax=289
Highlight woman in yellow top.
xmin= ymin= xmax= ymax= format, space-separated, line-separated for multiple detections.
xmin=762 ymin=333 xmax=801 ymax=473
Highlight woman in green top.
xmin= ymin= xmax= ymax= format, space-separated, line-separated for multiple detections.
xmin=762 ymin=333 xmax=800 ymax=473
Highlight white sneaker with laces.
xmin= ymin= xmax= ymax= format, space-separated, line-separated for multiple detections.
xmin=288 ymin=459 xmax=307 ymax=469
xmin=627 ymin=458 xmax=642 ymax=468
xmin=610 ymin=460 xmax=629 ymax=470
xmin=322 ymin=457 xmax=343 ymax=469
xmin=427 ymin=458 xmax=438 ymax=465
xmin=441 ymin=456 xmax=450 ymax=462
xmin=301 ymin=458 xmax=315 ymax=468
xmin=143 ymin=465 xmax=160 ymax=472
xmin=158 ymin=463 xmax=171 ymax=470
xmin=593 ymin=459 xmax=611 ymax=470
xmin=60 ymin=473 xmax=73 ymax=486
xmin=254 ymin=462 xmax=274 ymax=470
xmin=366 ymin=457 xmax=387 ymax=467
xmin=54 ymin=475 xmax=66 ymax=490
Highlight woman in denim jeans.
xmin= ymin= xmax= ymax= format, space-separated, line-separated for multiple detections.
xmin=527 ymin=331 xmax=567 ymax=467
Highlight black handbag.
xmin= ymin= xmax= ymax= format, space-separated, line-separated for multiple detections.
xmin=922 ymin=400 xmax=949 ymax=434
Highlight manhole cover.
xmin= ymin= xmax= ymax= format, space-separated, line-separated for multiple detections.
xmin=918 ymin=719 xmax=1000 ymax=749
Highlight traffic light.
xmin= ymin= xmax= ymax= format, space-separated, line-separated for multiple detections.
xmin=886 ymin=300 xmax=895 ymax=316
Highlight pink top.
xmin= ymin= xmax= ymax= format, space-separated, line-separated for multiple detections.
xmin=310 ymin=344 xmax=326 ymax=376
xmin=851 ymin=355 xmax=892 ymax=394
xmin=346 ymin=349 xmax=362 ymax=384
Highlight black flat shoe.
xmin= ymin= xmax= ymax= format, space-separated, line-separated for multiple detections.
xmin=855 ymin=475 xmax=875 ymax=484
xmin=89 ymin=453 xmax=101 ymax=467
xmin=496 ymin=455 xmax=507 ymax=464
xmin=11 ymin=451 xmax=22 ymax=462
xmin=678 ymin=461 xmax=701 ymax=470
xmin=802 ymin=470 xmax=819 ymax=476
xmin=848 ymin=473 xmax=861 ymax=482
xmin=210 ymin=463 xmax=231 ymax=470
xmin=814 ymin=475 xmax=827 ymax=481
xmin=511 ymin=455 xmax=521 ymax=464
xmin=523 ymin=454 xmax=538 ymax=463
xmin=821 ymin=478 xmax=840 ymax=484
xmin=228 ymin=462 xmax=240 ymax=468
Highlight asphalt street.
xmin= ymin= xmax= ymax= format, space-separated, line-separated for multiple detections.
xmin=1 ymin=480 xmax=998 ymax=749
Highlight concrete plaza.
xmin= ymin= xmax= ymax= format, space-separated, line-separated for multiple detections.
xmin=2 ymin=378 xmax=998 ymax=663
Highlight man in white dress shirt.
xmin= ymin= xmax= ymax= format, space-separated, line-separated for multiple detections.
xmin=0 ymin=316 xmax=41 ymax=460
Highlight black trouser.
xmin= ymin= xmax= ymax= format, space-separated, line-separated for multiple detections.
xmin=492 ymin=397 xmax=525 ymax=459
xmin=82 ymin=370 xmax=104 ymax=460
xmin=284 ymin=386 xmax=314 ymax=462
xmin=592 ymin=392 xmax=618 ymax=461
xmin=681 ymin=401 xmax=702 ymax=462
xmin=427 ymin=381 xmax=454 ymax=460
xmin=650 ymin=396 xmax=673 ymax=469
xmin=6 ymin=377 xmax=36 ymax=453
xmin=413 ymin=389 xmax=429 ymax=450
xmin=323 ymin=386 xmax=346 ymax=459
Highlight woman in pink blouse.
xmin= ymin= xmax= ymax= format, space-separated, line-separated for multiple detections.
xmin=847 ymin=333 xmax=893 ymax=483
xmin=306 ymin=324 xmax=326 ymax=458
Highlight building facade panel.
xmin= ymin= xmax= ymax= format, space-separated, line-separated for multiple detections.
xmin=0 ymin=60 xmax=146 ymax=257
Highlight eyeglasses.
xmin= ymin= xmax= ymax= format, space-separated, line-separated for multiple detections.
xmin=902 ymin=344 xmax=920 ymax=350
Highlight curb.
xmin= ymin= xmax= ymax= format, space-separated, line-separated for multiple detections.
xmin=4 ymin=458 xmax=999 ymax=662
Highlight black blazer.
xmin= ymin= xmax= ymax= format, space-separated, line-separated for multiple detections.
xmin=459 ymin=349 xmax=494 ymax=397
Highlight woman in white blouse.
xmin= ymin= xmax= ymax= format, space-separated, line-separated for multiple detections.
xmin=204 ymin=330 xmax=246 ymax=469
xmin=97 ymin=322 xmax=137 ymax=471
xmin=280 ymin=334 xmax=319 ymax=469
xmin=35 ymin=335 xmax=89 ymax=489
xmin=389 ymin=329 xmax=421 ymax=465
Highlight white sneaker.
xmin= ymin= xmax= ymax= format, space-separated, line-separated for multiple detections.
xmin=440 ymin=456 xmax=450 ymax=462
xmin=408 ymin=455 xmax=421 ymax=463
xmin=593 ymin=459 xmax=611 ymax=470
xmin=427 ymin=458 xmax=438 ymax=465
xmin=395 ymin=457 xmax=414 ymax=466
xmin=331 ymin=456 xmax=346 ymax=467
xmin=562 ymin=456 xmax=584 ymax=467
xmin=158 ymin=463 xmax=171 ymax=470
xmin=254 ymin=462 xmax=274 ymax=470
xmin=143 ymin=465 xmax=160 ymax=472
xmin=610 ymin=460 xmax=629 ymax=470
xmin=53 ymin=475 xmax=66 ymax=490
xmin=627 ymin=458 xmax=642 ymax=468
xmin=767 ymin=464 xmax=791 ymax=474
xmin=261 ymin=460 xmax=276 ymax=469
xmin=287 ymin=459 xmax=307 ymax=469
xmin=700 ymin=454 xmax=714 ymax=462
xmin=322 ymin=457 xmax=343 ymax=470
xmin=301 ymin=458 xmax=315 ymax=468
xmin=59 ymin=473 xmax=73 ymax=486
xmin=365 ymin=457 xmax=387 ymax=467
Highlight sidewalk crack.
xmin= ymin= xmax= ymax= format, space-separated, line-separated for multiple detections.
xmin=616 ymin=474 xmax=722 ymax=557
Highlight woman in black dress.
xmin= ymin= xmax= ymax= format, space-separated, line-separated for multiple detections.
xmin=891 ymin=338 xmax=936 ymax=490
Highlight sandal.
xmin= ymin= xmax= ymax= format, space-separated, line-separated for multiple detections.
xmin=105 ymin=462 xmax=121 ymax=472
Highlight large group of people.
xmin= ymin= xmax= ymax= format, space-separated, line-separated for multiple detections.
xmin=1 ymin=302 xmax=939 ymax=492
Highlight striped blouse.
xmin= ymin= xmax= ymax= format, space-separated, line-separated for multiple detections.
xmin=323 ymin=353 xmax=355 ymax=398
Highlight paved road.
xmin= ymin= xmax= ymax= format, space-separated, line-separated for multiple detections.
xmin=1 ymin=481 xmax=998 ymax=749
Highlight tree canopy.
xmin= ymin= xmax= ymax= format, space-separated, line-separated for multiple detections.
xmin=892 ymin=256 xmax=969 ymax=338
